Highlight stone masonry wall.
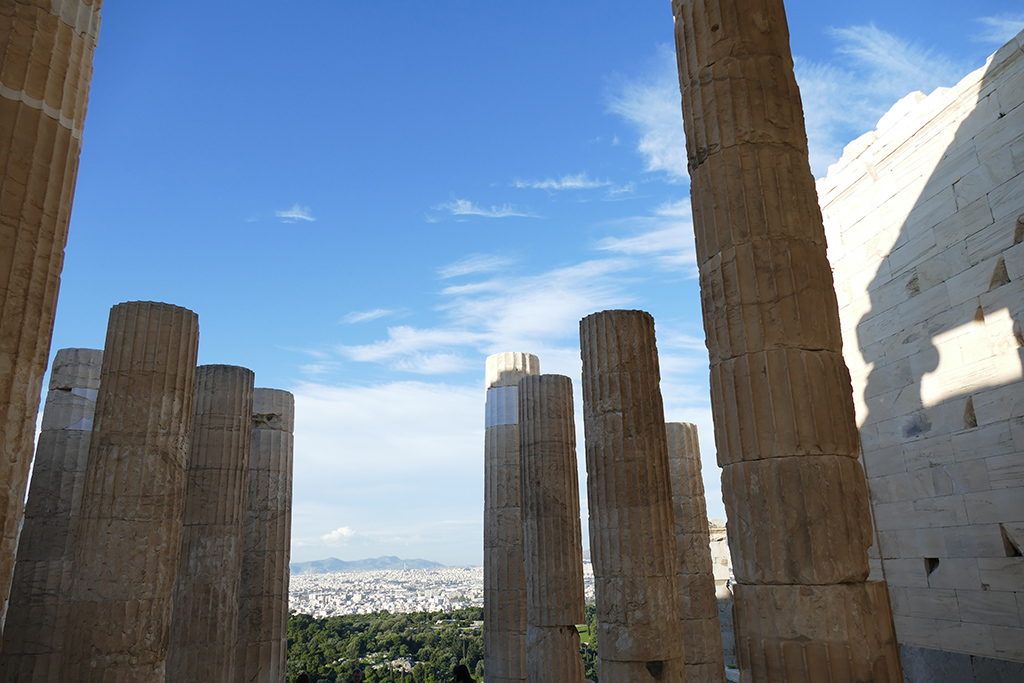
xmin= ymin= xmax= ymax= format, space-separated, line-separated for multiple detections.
xmin=819 ymin=29 xmax=1024 ymax=666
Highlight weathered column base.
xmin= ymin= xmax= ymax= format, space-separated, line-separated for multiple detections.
xmin=680 ymin=615 xmax=725 ymax=673
xmin=733 ymin=581 xmax=902 ymax=683
xmin=483 ymin=629 xmax=526 ymax=683
xmin=594 ymin=575 xmax=683 ymax=662
xmin=526 ymin=626 xmax=585 ymax=683
xmin=721 ymin=456 xmax=872 ymax=585
xmin=599 ymin=655 xmax=687 ymax=683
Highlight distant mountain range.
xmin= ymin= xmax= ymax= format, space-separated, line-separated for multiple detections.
xmin=290 ymin=555 xmax=445 ymax=574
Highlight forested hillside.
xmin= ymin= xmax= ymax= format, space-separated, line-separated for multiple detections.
xmin=287 ymin=607 xmax=599 ymax=682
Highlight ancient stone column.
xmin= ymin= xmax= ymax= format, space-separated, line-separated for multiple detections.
xmin=671 ymin=2 xmax=903 ymax=680
xmin=0 ymin=348 xmax=101 ymax=682
xmin=518 ymin=374 xmax=586 ymax=683
xmin=233 ymin=388 xmax=295 ymax=683
xmin=61 ymin=301 xmax=199 ymax=682
xmin=579 ymin=310 xmax=685 ymax=683
xmin=484 ymin=352 xmax=538 ymax=683
xmin=166 ymin=365 xmax=255 ymax=682
xmin=665 ymin=422 xmax=725 ymax=683
xmin=0 ymin=0 xmax=102 ymax=640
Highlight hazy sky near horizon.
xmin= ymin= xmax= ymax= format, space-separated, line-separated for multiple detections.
xmin=44 ymin=2 xmax=1024 ymax=566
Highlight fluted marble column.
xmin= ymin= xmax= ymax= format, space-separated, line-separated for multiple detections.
xmin=0 ymin=348 xmax=101 ymax=682
xmin=671 ymin=1 xmax=902 ymax=680
xmin=484 ymin=352 xmax=539 ymax=683
xmin=166 ymin=365 xmax=255 ymax=682
xmin=233 ymin=388 xmax=295 ymax=683
xmin=61 ymin=301 xmax=199 ymax=682
xmin=579 ymin=310 xmax=685 ymax=683
xmin=518 ymin=374 xmax=586 ymax=683
xmin=0 ymin=0 xmax=102 ymax=641
xmin=666 ymin=423 xmax=724 ymax=683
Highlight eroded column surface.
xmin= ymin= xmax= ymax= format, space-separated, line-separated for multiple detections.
xmin=484 ymin=352 xmax=539 ymax=683
xmin=671 ymin=1 xmax=902 ymax=680
xmin=666 ymin=422 xmax=725 ymax=683
xmin=0 ymin=348 xmax=101 ymax=682
xmin=0 ymin=0 xmax=102 ymax=641
xmin=61 ymin=301 xmax=199 ymax=683
xmin=579 ymin=310 xmax=685 ymax=683
xmin=518 ymin=374 xmax=586 ymax=683
xmin=233 ymin=388 xmax=294 ymax=683
xmin=166 ymin=365 xmax=255 ymax=682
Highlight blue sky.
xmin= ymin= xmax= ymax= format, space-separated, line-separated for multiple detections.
xmin=44 ymin=2 xmax=1024 ymax=566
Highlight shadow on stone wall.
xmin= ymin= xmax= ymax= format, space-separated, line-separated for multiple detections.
xmin=851 ymin=33 xmax=1023 ymax=680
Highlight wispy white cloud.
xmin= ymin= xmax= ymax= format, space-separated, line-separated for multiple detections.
xmin=338 ymin=326 xmax=489 ymax=365
xmin=322 ymin=526 xmax=356 ymax=544
xmin=393 ymin=353 xmax=470 ymax=375
xmin=605 ymin=26 xmax=977 ymax=181
xmin=796 ymin=24 xmax=970 ymax=175
xmin=432 ymin=198 xmax=539 ymax=219
xmin=606 ymin=45 xmax=688 ymax=181
xmin=343 ymin=308 xmax=394 ymax=324
xmin=513 ymin=172 xmax=612 ymax=191
xmin=276 ymin=203 xmax=316 ymax=222
xmin=973 ymin=14 xmax=1024 ymax=44
xmin=596 ymin=200 xmax=697 ymax=272
xmin=439 ymin=254 xmax=516 ymax=279
xmin=299 ymin=361 xmax=343 ymax=378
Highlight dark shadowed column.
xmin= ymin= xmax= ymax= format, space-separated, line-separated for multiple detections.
xmin=233 ymin=388 xmax=295 ymax=683
xmin=0 ymin=0 xmax=102 ymax=640
xmin=0 ymin=348 xmax=101 ymax=682
xmin=166 ymin=365 xmax=255 ymax=682
xmin=666 ymin=422 xmax=724 ymax=683
xmin=484 ymin=352 xmax=538 ymax=683
xmin=579 ymin=310 xmax=686 ymax=683
xmin=61 ymin=301 xmax=199 ymax=682
xmin=671 ymin=1 xmax=903 ymax=680
xmin=518 ymin=374 xmax=586 ymax=683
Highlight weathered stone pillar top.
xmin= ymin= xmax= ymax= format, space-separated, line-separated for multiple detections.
xmin=252 ymin=388 xmax=294 ymax=433
xmin=579 ymin=310 xmax=661 ymax=376
xmin=51 ymin=0 xmax=103 ymax=38
xmin=485 ymin=352 xmax=540 ymax=389
xmin=48 ymin=347 xmax=102 ymax=391
xmin=109 ymin=300 xmax=197 ymax=322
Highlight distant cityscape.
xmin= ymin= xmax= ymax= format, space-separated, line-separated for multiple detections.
xmin=289 ymin=560 xmax=597 ymax=617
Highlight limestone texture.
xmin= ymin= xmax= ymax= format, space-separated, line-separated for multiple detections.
xmin=579 ymin=310 xmax=685 ymax=682
xmin=666 ymin=422 xmax=725 ymax=683
xmin=0 ymin=348 xmax=101 ymax=682
xmin=0 ymin=0 xmax=102 ymax=642
xmin=518 ymin=374 xmax=586 ymax=683
xmin=484 ymin=352 xmax=539 ymax=683
xmin=166 ymin=365 xmax=255 ymax=682
xmin=732 ymin=582 xmax=903 ymax=683
xmin=233 ymin=388 xmax=295 ymax=683
xmin=60 ymin=301 xmax=199 ymax=682
xmin=819 ymin=29 xmax=1024 ymax=664
xmin=671 ymin=0 xmax=902 ymax=678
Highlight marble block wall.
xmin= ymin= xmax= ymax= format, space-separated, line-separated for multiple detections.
xmin=818 ymin=28 xmax=1024 ymax=671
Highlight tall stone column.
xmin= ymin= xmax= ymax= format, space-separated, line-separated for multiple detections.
xmin=0 ymin=348 xmax=101 ymax=682
xmin=0 ymin=0 xmax=102 ymax=640
xmin=665 ymin=422 xmax=724 ymax=683
xmin=166 ymin=365 xmax=255 ymax=682
xmin=61 ymin=301 xmax=199 ymax=682
xmin=671 ymin=2 xmax=903 ymax=680
xmin=484 ymin=352 xmax=538 ymax=683
xmin=518 ymin=374 xmax=586 ymax=683
xmin=233 ymin=388 xmax=295 ymax=683
xmin=579 ymin=310 xmax=685 ymax=683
